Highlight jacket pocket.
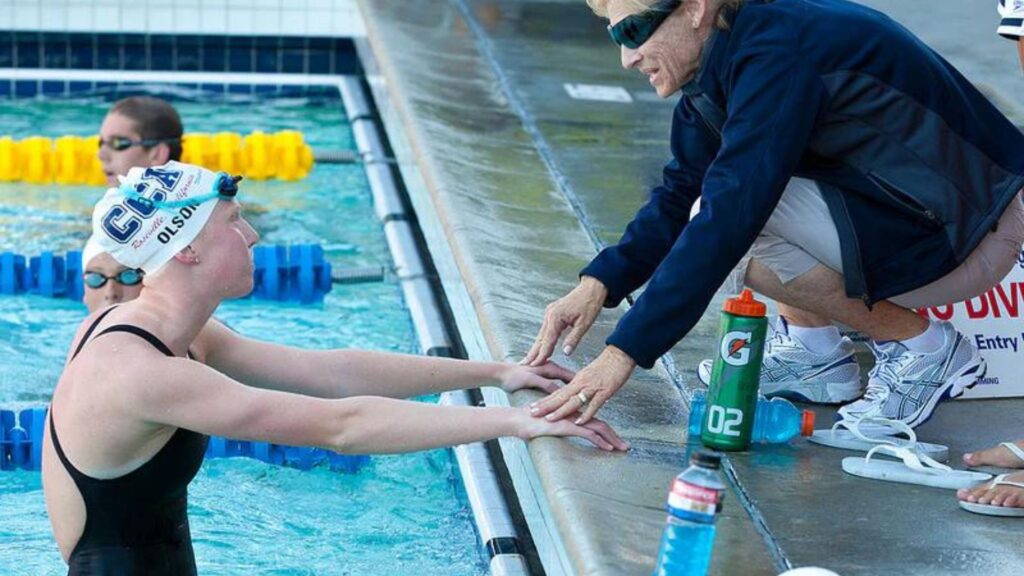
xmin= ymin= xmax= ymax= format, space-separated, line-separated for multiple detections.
xmin=867 ymin=171 xmax=943 ymax=228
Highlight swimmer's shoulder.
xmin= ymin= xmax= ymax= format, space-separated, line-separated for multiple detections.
xmin=64 ymin=305 xmax=120 ymax=367
xmin=192 ymin=317 xmax=239 ymax=364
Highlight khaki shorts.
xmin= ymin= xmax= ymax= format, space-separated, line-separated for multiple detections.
xmin=725 ymin=178 xmax=1024 ymax=308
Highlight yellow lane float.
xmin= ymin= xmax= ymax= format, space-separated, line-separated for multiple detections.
xmin=0 ymin=131 xmax=316 ymax=185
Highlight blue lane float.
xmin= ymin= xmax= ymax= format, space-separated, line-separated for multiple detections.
xmin=251 ymin=244 xmax=333 ymax=303
xmin=0 ymin=407 xmax=369 ymax=474
xmin=204 ymin=437 xmax=370 ymax=473
xmin=0 ymin=244 xmax=340 ymax=303
xmin=0 ymin=408 xmax=46 ymax=471
xmin=0 ymin=251 xmax=85 ymax=300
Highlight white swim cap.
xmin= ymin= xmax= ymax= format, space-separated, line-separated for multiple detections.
xmin=87 ymin=161 xmax=240 ymax=275
xmin=81 ymin=236 xmax=105 ymax=269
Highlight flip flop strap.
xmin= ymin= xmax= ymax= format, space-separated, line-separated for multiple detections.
xmin=1000 ymin=442 xmax=1024 ymax=464
xmin=865 ymin=444 xmax=952 ymax=474
xmin=833 ymin=416 xmax=918 ymax=447
xmin=992 ymin=474 xmax=1024 ymax=490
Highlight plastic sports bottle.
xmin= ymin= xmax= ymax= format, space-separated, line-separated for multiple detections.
xmin=700 ymin=289 xmax=768 ymax=451
xmin=688 ymin=392 xmax=815 ymax=443
xmin=652 ymin=450 xmax=726 ymax=576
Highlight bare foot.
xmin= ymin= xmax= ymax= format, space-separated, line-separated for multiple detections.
xmin=957 ymin=470 xmax=1024 ymax=509
xmin=962 ymin=441 xmax=1024 ymax=469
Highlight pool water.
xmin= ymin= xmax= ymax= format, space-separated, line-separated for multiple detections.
xmin=0 ymin=92 xmax=487 ymax=575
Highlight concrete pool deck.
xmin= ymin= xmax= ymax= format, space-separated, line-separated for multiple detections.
xmin=355 ymin=1 xmax=1024 ymax=574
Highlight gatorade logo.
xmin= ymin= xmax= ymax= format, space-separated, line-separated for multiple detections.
xmin=720 ymin=331 xmax=752 ymax=366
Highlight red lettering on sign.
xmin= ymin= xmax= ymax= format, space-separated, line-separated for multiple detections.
xmin=987 ymin=290 xmax=1002 ymax=318
xmin=932 ymin=304 xmax=954 ymax=321
xmin=966 ymin=295 xmax=989 ymax=319
xmin=994 ymin=283 xmax=1019 ymax=318
xmin=908 ymin=283 xmax=1024 ymax=321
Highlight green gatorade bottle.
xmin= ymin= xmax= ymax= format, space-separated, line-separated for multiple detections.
xmin=700 ymin=289 xmax=768 ymax=452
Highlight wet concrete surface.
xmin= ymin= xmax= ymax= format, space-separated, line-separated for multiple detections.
xmin=753 ymin=398 xmax=1024 ymax=576
xmin=356 ymin=1 xmax=1024 ymax=574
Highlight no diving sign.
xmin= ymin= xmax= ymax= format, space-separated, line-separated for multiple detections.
xmin=918 ymin=251 xmax=1024 ymax=398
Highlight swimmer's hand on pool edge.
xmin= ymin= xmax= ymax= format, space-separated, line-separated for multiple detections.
xmin=514 ymin=405 xmax=629 ymax=452
xmin=116 ymin=353 xmax=628 ymax=455
xmin=497 ymin=361 xmax=575 ymax=395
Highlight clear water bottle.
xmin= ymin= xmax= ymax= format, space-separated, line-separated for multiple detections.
xmin=652 ymin=450 xmax=725 ymax=576
xmin=689 ymin=391 xmax=815 ymax=444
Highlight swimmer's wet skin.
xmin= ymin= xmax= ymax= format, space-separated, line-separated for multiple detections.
xmin=51 ymin=306 xmax=206 ymax=575
xmin=43 ymin=161 xmax=627 ymax=575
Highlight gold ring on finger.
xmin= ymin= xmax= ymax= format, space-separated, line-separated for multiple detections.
xmin=576 ymin=391 xmax=590 ymax=405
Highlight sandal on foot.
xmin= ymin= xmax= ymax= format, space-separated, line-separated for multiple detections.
xmin=965 ymin=442 xmax=1024 ymax=472
xmin=958 ymin=474 xmax=1024 ymax=517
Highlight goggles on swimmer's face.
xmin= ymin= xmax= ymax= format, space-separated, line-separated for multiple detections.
xmin=120 ymin=173 xmax=243 ymax=211
xmin=98 ymin=136 xmax=181 ymax=152
xmin=83 ymin=268 xmax=144 ymax=289
xmin=607 ymin=0 xmax=683 ymax=49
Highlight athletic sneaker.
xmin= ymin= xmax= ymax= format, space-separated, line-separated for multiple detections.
xmin=837 ymin=322 xmax=985 ymax=429
xmin=696 ymin=317 xmax=862 ymax=404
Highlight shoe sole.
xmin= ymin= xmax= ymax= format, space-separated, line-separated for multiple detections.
xmin=902 ymin=354 xmax=986 ymax=429
xmin=696 ymin=362 xmax=862 ymax=405
xmin=764 ymin=383 xmax=862 ymax=405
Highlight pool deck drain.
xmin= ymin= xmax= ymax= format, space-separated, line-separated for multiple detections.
xmin=356 ymin=1 xmax=1024 ymax=574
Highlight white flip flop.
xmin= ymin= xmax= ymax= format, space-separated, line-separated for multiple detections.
xmin=842 ymin=444 xmax=992 ymax=490
xmin=809 ymin=417 xmax=949 ymax=462
xmin=999 ymin=441 xmax=1024 ymax=464
xmin=958 ymin=474 xmax=1024 ymax=517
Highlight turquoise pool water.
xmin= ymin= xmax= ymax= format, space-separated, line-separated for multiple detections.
xmin=0 ymin=92 xmax=487 ymax=575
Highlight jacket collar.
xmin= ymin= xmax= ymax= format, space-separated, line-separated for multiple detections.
xmin=680 ymin=2 xmax=743 ymax=96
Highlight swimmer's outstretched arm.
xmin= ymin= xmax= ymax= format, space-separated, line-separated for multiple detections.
xmin=119 ymin=355 xmax=628 ymax=453
xmin=200 ymin=319 xmax=569 ymax=400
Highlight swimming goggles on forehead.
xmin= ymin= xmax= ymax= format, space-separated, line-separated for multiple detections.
xmin=121 ymin=173 xmax=243 ymax=211
xmin=98 ymin=136 xmax=181 ymax=152
xmin=83 ymin=268 xmax=144 ymax=289
xmin=607 ymin=0 xmax=683 ymax=49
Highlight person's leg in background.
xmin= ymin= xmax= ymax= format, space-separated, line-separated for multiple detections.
xmin=745 ymin=191 xmax=1024 ymax=428
xmin=698 ymin=179 xmax=864 ymax=405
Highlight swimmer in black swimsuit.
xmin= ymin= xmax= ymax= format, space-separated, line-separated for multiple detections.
xmin=51 ymin=306 xmax=206 ymax=575
xmin=43 ymin=162 xmax=628 ymax=575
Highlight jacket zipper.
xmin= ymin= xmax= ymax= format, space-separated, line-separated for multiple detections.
xmin=867 ymin=171 xmax=942 ymax=227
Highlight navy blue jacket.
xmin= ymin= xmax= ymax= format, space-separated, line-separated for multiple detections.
xmin=582 ymin=0 xmax=1024 ymax=369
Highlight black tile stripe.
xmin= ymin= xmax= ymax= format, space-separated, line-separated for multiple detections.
xmin=0 ymin=33 xmax=362 ymax=99
xmin=1 ymin=33 xmax=359 ymax=73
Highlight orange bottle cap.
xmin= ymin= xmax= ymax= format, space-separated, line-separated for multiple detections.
xmin=723 ymin=289 xmax=767 ymax=318
xmin=800 ymin=410 xmax=816 ymax=437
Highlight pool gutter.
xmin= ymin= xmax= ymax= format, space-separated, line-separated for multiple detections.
xmin=339 ymin=76 xmax=532 ymax=576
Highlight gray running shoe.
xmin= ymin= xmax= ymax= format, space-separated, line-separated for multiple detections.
xmin=697 ymin=317 xmax=862 ymax=404
xmin=837 ymin=322 xmax=985 ymax=429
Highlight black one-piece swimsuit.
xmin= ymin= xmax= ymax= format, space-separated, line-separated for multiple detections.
xmin=50 ymin=306 xmax=209 ymax=575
